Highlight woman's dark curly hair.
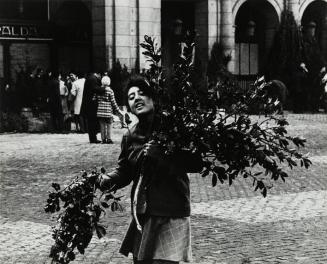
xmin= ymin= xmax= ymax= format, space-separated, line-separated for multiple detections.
xmin=124 ymin=75 xmax=156 ymax=112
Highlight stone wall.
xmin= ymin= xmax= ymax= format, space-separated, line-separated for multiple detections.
xmin=92 ymin=0 xmax=107 ymax=71
xmin=195 ymin=0 xmax=209 ymax=76
xmin=92 ymin=0 xmax=161 ymax=71
xmin=138 ymin=0 xmax=161 ymax=69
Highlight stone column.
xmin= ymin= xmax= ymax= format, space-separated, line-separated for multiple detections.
xmin=195 ymin=0 xmax=209 ymax=76
xmin=138 ymin=0 xmax=161 ymax=69
xmin=92 ymin=0 xmax=107 ymax=71
xmin=129 ymin=0 xmax=138 ymax=70
xmin=100 ymin=0 xmax=137 ymax=70
xmin=288 ymin=0 xmax=300 ymax=25
xmin=220 ymin=0 xmax=235 ymax=72
xmin=208 ymin=0 xmax=220 ymax=54
xmin=114 ymin=0 xmax=132 ymax=68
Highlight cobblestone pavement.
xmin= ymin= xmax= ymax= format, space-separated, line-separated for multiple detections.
xmin=1 ymin=114 xmax=327 ymax=264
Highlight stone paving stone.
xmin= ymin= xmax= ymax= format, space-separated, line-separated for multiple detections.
xmin=1 ymin=190 xmax=327 ymax=263
xmin=191 ymin=190 xmax=327 ymax=222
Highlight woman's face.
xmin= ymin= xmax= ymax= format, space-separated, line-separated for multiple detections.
xmin=127 ymin=86 xmax=154 ymax=116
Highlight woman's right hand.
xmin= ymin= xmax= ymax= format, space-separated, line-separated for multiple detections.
xmin=97 ymin=174 xmax=111 ymax=191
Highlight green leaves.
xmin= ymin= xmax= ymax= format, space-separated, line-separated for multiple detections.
xmin=51 ymin=183 xmax=61 ymax=191
xmin=140 ymin=35 xmax=311 ymax=199
xmin=292 ymin=136 xmax=306 ymax=147
xmin=45 ymin=168 xmax=123 ymax=264
xmin=213 ymin=166 xmax=227 ymax=184
xmin=212 ymin=173 xmax=218 ymax=187
xmin=95 ymin=224 xmax=106 ymax=239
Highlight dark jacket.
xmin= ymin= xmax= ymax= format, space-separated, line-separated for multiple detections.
xmin=100 ymin=123 xmax=203 ymax=217
xmin=80 ymin=73 xmax=104 ymax=117
xmin=47 ymin=78 xmax=62 ymax=114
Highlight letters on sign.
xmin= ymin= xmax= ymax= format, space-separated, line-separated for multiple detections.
xmin=0 ymin=25 xmax=42 ymax=38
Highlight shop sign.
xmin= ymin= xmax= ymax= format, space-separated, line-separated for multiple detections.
xmin=0 ymin=24 xmax=51 ymax=40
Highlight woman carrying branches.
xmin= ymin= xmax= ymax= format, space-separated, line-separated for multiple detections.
xmin=99 ymin=75 xmax=203 ymax=264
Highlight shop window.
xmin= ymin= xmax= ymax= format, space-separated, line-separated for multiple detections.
xmin=0 ymin=44 xmax=3 ymax=79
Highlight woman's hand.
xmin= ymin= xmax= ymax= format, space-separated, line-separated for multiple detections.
xmin=119 ymin=112 xmax=127 ymax=128
xmin=143 ymin=140 xmax=161 ymax=158
xmin=97 ymin=173 xmax=111 ymax=191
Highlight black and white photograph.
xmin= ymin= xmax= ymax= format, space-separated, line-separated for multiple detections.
xmin=0 ymin=0 xmax=327 ymax=263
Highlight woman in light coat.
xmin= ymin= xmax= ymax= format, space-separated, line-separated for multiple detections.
xmin=71 ymin=74 xmax=86 ymax=132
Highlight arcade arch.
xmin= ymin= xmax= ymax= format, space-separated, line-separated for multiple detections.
xmin=300 ymin=0 xmax=327 ymax=61
xmin=234 ymin=0 xmax=280 ymax=76
xmin=232 ymin=0 xmax=282 ymax=22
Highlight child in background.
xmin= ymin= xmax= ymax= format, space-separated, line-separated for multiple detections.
xmin=96 ymin=76 xmax=124 ymax=143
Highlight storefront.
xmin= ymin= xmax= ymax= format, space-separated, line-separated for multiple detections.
xmin=0 ymin=0 xmax=92 ymax=112
xmin=0 ymin=23 xmax=52 ymax=111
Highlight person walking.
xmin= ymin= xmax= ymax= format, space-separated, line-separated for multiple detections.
xmin=80 ymin=71 xmax=106 ymax=143
xmin=70 ymin=73 xmax=86 ymax=132
xmin=95 ymin=76 xmax=123 ymax=144
xmin=99 ymin=75 xmax=203 ymax=264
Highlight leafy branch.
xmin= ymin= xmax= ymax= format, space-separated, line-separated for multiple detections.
xmin=140 ymin=34 xmax=311 ymax=197
xmin=44 ymin=168 xmax=123 ymax=264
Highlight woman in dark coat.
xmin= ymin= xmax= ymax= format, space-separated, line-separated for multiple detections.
xmin=99 ymin=75 xmax=203 ymax=264
xmin=47 ymin=72 xmax=63 ymax=131
xmin=80 ymin=72 xmax=106 ymax=143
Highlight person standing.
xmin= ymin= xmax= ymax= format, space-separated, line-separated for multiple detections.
xmin=95 ymin=76 xmax=123 ymax=144
xmin=70 ymin=73 xmax=86 ymax=132
xmin=47 ymin=72 xmax=63 ymax=132
xmin=99 ymin=75 xmax=203 ymax=264
xmin=66 ymin=73 xmax=77 ymax=130
xmin=293 ymin=63 xmax=309 ymax=113
xmin=320 ymin=67 xmax=327 ymax=112
xmin=59 ymin=74 xmax=69 ymax=132
xmin=80 ymin=71 xmax=105 ymax=143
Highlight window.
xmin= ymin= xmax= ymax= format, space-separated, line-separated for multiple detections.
xmin=0 ymin=0 xmax=47 ymax=20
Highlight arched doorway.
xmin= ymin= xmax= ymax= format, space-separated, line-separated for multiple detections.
xmin=301 ymin=0 xmax=327 ymax=63
xmin=52 ymin=0 xmax=92 ymax=75
xmin=234 ymin=0 xmax=279 ymax=78
xmin=161 ymin=0 xmax=195 ymax=70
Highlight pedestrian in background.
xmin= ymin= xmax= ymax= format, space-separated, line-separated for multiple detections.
xmin=80 ymin=71 xmax=106 ymax=143
xmin=95 ymin=76 xmax=123 ymax=144
xmin=320 ymin=66 xmax=327 ymax=112
xmin=47 ymin=72 xmax=63 ymax=132
xmin=99 ymin=75 xmax=203 ymax=264
xmin=59 ymin=74 xmax=69 ymax=132
xmin=70 ymin=72 xmax=86 ymax=132
xmin=66 ymin=72 xmax=77 ymax=130
xmin=293 ymin=63 xmax=309 ymax=113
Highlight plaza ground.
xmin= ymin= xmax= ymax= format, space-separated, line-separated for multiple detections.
xmin=0 ymin=113 xmax=327 ymax=264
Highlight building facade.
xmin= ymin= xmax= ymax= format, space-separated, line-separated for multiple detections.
xmin=0 ymin=0 xmax=326 ymax=109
